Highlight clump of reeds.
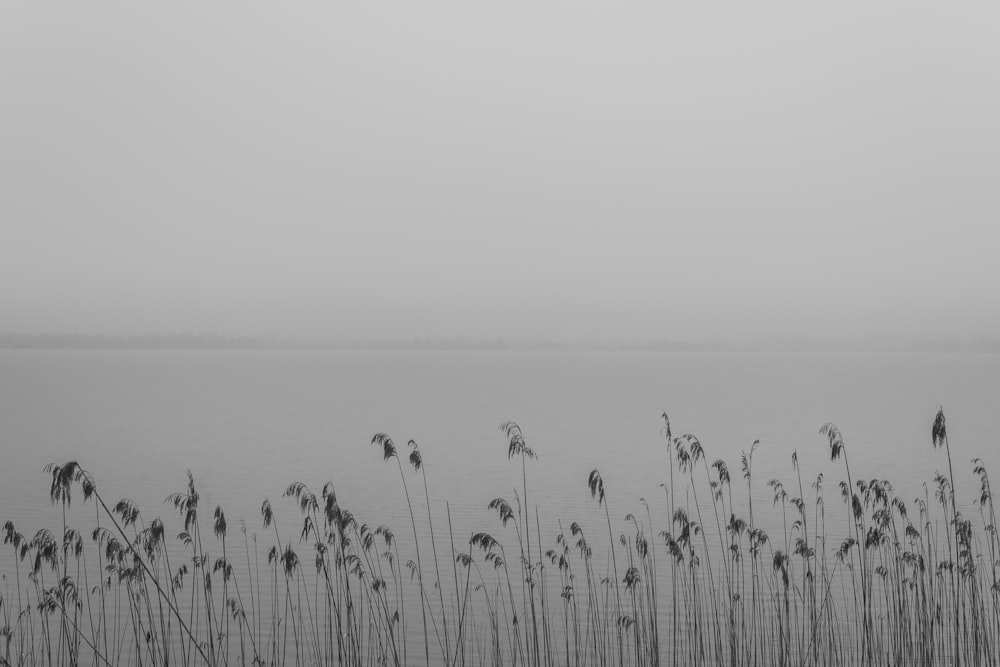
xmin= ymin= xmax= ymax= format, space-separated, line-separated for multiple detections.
xmin=0 ymin=408 xmax=997 ymax=666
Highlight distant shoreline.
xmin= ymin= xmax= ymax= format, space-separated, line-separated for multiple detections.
xmin=0 ymin=333 xmax=727 ymax=352
xmin=1 ymin=333 xmax=998 ymax=354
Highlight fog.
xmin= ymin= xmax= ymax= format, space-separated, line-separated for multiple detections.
xmin=2 ymin=2 xmax=998 ymax=345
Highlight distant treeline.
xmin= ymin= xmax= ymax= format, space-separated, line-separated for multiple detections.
xmin=1 ymin=333 xmax=997 ymax=353
xmin=0 ymin=333 xmax=280 ymax=350
xmin=0 ymin=333 xmax=575 ymax=351
xmin=0 ymin=333 xmax=727 ymax=352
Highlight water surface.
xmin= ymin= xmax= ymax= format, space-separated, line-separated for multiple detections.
xmin=1 ymin=350 xmax=995 ymax=540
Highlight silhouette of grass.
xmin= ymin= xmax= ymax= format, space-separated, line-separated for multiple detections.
xmin=0 ymin=409 xmax=997 ymax=666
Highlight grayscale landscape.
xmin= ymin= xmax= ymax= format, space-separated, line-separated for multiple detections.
xmin=2 ymin=3 xmax=999 ymax=666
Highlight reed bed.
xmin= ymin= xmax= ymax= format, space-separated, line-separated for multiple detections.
xmin=1 ymin=408 xmax=997 ymax=666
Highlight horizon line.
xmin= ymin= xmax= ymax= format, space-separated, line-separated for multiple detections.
xmin=1 ymin=332 xmax=999 ymax=354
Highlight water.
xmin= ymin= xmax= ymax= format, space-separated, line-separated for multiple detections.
xmin=1 ymin=350 xmax=997 ymax=664
xmin=2 ymin=350 xmax=996 ymax=531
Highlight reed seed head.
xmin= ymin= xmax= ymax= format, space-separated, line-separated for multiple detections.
xmin=932 ymin=408 xmax=947 ymax=448
xmin=587 ymin=469 xmax=605 ymax=505
xmin=500 ymin=421 xmax=536 ymax=460
xmin=820 ymin=423 xmax=844 ymax=460
xmin=371 ymin=433 xmax=397 ymax=460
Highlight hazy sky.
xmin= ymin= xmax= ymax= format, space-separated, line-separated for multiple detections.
xmin=2 ymin=2 xmax=998 ymax=344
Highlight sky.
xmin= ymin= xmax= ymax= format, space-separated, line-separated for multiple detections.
xmin=2 ymin=2 xmax=999 ymax=345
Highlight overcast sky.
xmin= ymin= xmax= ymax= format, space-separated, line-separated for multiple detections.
xmin=2 ymin=2 xmax=998 ymax=344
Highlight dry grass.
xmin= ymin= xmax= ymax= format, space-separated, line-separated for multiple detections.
xmin=1 ymin=409 xmax=997 ymax=666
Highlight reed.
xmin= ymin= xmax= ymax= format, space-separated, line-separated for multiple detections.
xmin=0 ymin=409 xmax=997 ymax=666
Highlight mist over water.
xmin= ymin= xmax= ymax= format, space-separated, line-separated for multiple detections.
xmin=3 ymin=3 xmax=1000 ymax=346
xmin=2 ymin=349 xmax=996 ymax=539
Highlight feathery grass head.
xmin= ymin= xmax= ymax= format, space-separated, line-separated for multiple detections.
xmin=768 ymin=480 xmax=787 ymax=505
xmin=113 ymin=499 xmax=141 ymax=528
xmin=3 ymin=522 xmax=28 ymax=561
xmin=322 ymin=483 xmax=339 ymax=526
xmin=820 ymin=423 xmax=844 ymax=460
xmin=661 ymin=532 xmax=683 ymax=562
xmin=740 ymin=441 xmax=759 ymax=480
xmin=213 ymin=506 xmax=227 ymax=539
xmin=712 ymin=460 xmax=730 ymax=485
xmin=300 ymin=515 xmax=316 ymax=542
xmin=932 ymin=408 xmax=947 ymax=448
xmin=261 ymin=498 xmax=273 ymax=529
xmin=488 ymin=498 xmax=515 ymax=526
xmin=280 ymin=545 xmax=299 ymax=578
xmin=45 ymin=461 xmax=82 ymax=506
xmin=30 ymin=529 xmax=59 ymax=575
xmin=185 ymin=470 xmax=199 ymax=505
xmin=147 ymin=518 xmax=165 ymax=551
xmin=79 ymin=470 xmax=96 ymax=502
xmin=226 ymin=597 xmax=244 ymax=621
xmin=359 ymin=523 xmax=374 ymax=551
xmin=374 ymin=524 xmax=394 ymax=547
xmin=485 ymin=551 xmax=505 ymax=569
xmin=165 ymin=471 xmax=200 ymax=532
xmin=587 ymin=469 xmax=605 ymax=505
xmin=623 ymin=566 xmax=640 ymax=591
xmin=3 ymin=521 xmax=20 ymax=545
xmin=284 ymin=482 xmax=318 ymax=514
xmin=471 ymin=532 xmax=499 ymax=553
xmin=933 ymin=473 xmax=951 ymax=505
xmin=371 ymin=433 xmax=397 ymax=461
xmin=407 ymin=440 xmax=423 ymax=470
xmin=973 ymin=458 xmax=994 ymax=507
xmin=813 ymin=473 xmax=824 ymax=493
xmin=675 ymin=441 xmax=691 ymax=471
xmin=500 ymin=421 xmax=536 ymax=460
xmin=836 ymin=537 xmax=857 ymax=562
xmin=676 ymin=434 xmax=703 ymax=467
xmin=214 ymin=556 xmax=233 ymax=581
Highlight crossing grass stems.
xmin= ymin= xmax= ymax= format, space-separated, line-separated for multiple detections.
xmin=1 ymin=408 xmax=997 ymax=666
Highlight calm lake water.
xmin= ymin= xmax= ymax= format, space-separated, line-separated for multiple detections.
xmin=2 ymin=349 xmax=998 ymax=664
xmin=1 ymin=349 xmax=997 ymax=541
